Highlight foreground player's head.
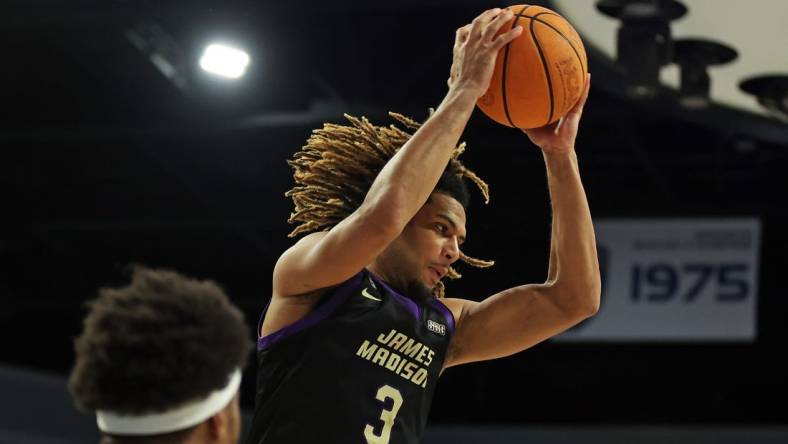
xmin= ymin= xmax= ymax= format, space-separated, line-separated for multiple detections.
xmin=68 ymin=266 xmax=253 ymax=444
xmin=286 ymin=113 xmax=494 ymax=298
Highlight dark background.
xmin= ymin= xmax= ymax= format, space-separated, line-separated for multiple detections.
xmin=2 ymin=0 xmax=786 ymax=426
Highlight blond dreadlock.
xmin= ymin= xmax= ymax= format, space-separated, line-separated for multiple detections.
xmin=286 ymin=112 xmax=494 ymax=297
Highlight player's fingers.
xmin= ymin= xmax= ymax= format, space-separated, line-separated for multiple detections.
xmin=491 ymin=24 xmax=524 ymax=50
xmin=482 ymin=8 xmax=514 ymax=42
xmin=473 ymin=7 xmax=502 ymax=24
xmin=577 ymin=73 xmax=591 ymax=109
xmin=565 ymin=74 xmax=591 ymax=118
xmin=469 ymin=8 xmax=501 ymax=41
xmin=560 ymin=77 xmax=590 ymax=137
xmin=454 ymin=24 xmax=471 ymax=48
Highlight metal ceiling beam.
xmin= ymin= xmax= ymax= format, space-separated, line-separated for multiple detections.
xmin=585 ymin=45 xmax=788 ymax=147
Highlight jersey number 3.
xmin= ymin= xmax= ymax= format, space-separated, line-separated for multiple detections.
xmin=364 ymin=385 xmax=403 ymax=444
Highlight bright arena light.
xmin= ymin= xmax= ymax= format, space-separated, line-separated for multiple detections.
xmin=199 ymin=44 xmax=250 ymax=79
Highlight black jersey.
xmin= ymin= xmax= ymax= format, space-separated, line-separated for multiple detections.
xmin=245 ymin=269 xmax=455 ymax=444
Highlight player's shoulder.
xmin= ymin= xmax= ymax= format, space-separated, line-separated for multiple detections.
xmin=436 ymin=297 xmax=475 ymax=328
xmin=285 ymin=231 xmax=329 ymax=253
xmin=273 ymin=231 xmax=332 ymax=297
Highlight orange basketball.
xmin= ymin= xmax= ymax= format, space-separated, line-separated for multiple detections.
xmin=477 ymin=5 xmax=588 ymax=129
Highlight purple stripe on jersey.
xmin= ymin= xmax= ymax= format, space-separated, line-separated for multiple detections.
xmin=257 ymin=271 xmax=365 ymax=349
xmin=427 ymin=298 xmax=456 ymax=334
xmin=367 ymin=271 xmax=420 ymax=320
xmin=256 ymin=299 xmax=272 ymax=342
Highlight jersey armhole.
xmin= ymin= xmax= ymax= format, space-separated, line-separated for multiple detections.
xmin=257 ymin=271 xmax=365 ymax=349
xmin=427 ymin=298 xmax=456 ymax=335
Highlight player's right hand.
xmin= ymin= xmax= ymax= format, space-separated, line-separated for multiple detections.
xmin=447 ymin=8 xmax=523 ymax=97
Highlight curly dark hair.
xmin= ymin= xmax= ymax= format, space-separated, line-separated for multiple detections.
xmin=435 ymin=157 xmax=471 ymax=210
xmin=68 ymin=266 xmax=252 ymax=416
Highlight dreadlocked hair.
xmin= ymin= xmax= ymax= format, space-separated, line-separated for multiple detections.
xmin=285 ymin=112 xmax=494 ymax=298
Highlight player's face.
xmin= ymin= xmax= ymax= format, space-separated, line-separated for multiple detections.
xmin=394 ymin=192 xmax=467 ymax=290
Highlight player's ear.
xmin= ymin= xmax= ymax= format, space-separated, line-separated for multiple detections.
xmin=210 ymin=394 xmax=242 ymax=444
xmin=206 ymin=408 xmax=230 ymax=442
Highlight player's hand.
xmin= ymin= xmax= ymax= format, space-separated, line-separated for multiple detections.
xmin=522 ymin=74 xmax=591 ymax=155
xmin=447 ymin=8 xmax=523 ymax=97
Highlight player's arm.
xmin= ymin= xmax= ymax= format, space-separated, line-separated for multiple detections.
xmin=442 ymin=76 xmax=600 ymax=367
xmin=274 ymin=9 xmax=523 ymax=297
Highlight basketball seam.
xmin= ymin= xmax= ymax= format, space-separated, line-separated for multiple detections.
xmin=501 ymin=5 xmax=531 ymax=128
xmin=529 ymin=16 xmax=555 ymax=126
xmin=528 ymin=13 xmax=587 ymax=75
xmin=522 ymin=13 xmax=559 ymax=19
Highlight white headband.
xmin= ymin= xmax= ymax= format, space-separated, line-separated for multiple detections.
xmin=96 ymin=368 xmax=242 ymax=436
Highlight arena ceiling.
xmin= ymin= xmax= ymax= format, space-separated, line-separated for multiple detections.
xmin=3 ymin=0 xmax=786 ymax=139
xmin=554 ymin=0 xmax=788 ymax=119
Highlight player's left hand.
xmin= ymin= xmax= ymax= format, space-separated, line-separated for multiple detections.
xmin=522 ymin=74 xmax=590 ymax=155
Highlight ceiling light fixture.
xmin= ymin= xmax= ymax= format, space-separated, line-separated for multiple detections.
xmin=199 ymin=44 xmax=250 ymax=79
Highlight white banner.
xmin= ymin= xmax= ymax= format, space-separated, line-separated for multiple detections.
xmin=554 ymin=218 xmax=760 ymax=342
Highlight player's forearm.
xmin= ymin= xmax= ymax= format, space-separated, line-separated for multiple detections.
xmin=546 ymin=180 xmax=559 ymax=284
xmin=543 ymin=150 xmax=600 ymax=315
xmin=363 ymin=87 xmax=478 ymax=228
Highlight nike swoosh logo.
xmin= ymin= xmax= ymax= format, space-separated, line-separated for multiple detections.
xmin=361 ymin=287 xmax=382 ymax=302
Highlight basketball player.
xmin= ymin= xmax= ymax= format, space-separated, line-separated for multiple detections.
xmin=68 ymin=266 xmax=253 ymax=444
xmin=247 ymin=8 xmax=599 ymax=444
